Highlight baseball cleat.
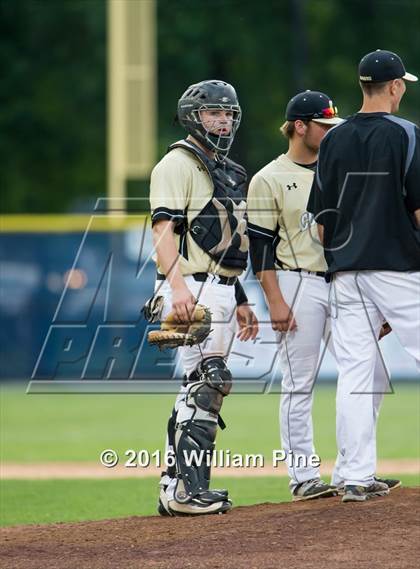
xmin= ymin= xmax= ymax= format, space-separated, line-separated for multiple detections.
xmin=292 ymin=478 xmax=338 ymax=501
xmin=167 ymin=497 xmax=232 ymax=516
xmin=342 ymin=481 xmax=389 ymax=503
xmin=374 ymin=476 xmax=401 ymax=490
xmin=194 ymin=489 xmax=229 ymax=503
xmin=337 ymin=477 xmax=401 ymax=495
xmin=158 ymin=488 xmax=174 ymax=517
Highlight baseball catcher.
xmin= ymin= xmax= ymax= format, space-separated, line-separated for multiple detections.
xmin=147 ymin=79 xmax=258 ymax=516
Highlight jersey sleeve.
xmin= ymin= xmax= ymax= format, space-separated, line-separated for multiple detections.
xmin=307 ymin=157 xmax=325 ymax=222
xmin=234 ymin=280 xmax=248 ymax=306
xmin=405 ymin=126 xmax=420 ymax=212
xmin=149 ymin=156 xmax=190 ymax=227
xmin=247 ymin=173 xmax=280 ymax=273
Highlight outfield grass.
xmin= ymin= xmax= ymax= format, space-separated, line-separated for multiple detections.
xmin=1 ymin=383 xmax=419 ymax=463
xmin=1 ymin=384 xmax=419 ymax=527
xmin=2 ymin=474 xmax=419 ymax=527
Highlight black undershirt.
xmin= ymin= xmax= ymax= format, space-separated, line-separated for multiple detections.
xmin=294 ymin=160 xmax=317 ymax=172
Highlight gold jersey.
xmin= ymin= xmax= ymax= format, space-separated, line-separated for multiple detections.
xmin=149 ymin=145 xmax=243 ymax=277
xmin=247 ymin=153 xmax=326 ymax=272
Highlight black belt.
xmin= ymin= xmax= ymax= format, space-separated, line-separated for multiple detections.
xmin=290 ymin=268 xmax=326 ymax=278
xmin=157 ymin=272 xmax=237 ymax=286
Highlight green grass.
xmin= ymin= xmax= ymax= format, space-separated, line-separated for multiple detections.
xmin=2 ymin=475 xmax=419 ymax=527
xmin=0 ymin=477 xmax=290 ymax=527
xmin=1 ymin=383 xmax=419 ymax=463
xmin=1 ymin=384 xmax=419 ymax=527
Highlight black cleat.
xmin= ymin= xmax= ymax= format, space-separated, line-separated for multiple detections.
xmin=292 ymin=478 xmax=338 ymax=501
xmin=374 ymin=476 xmax=401 ymax=490
xmin=342 ymin=481 xmax=389 ymax=503
xmin=168 ymin=497 xmax=232 ymax=516
xmin=195 ymin=490 xmax=229 ymax=504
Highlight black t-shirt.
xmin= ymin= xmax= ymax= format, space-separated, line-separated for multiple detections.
xmin=308 ymin=112 xmax=420 ymax=273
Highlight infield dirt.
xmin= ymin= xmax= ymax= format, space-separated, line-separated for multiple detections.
xmin=2 ymin=487 xmax=419 ymax=569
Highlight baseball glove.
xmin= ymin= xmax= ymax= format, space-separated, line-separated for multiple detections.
xmin=148 ymin=304 xmax=212 ymax=350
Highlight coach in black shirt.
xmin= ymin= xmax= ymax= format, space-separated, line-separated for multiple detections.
xmin=309 ymin=55 xmax=420 ymax=270
xmin=308 ymin=50 xmax=420 ymax=503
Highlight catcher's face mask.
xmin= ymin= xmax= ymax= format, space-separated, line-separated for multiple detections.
xmin=193 ymin=105 xmax=241 ymax=154
xmin=177 ymin=80 xmax=242 ymax=156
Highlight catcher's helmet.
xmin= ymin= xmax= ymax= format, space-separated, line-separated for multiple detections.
xmin=177 ymin=80 xmax=241 ymax=155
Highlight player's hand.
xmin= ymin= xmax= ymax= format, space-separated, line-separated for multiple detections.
xmin=269 ymin=300 xmax=297 ymax=332
xmin=236 ymin=304 xmax=259 ymax=342
xmin=171 ymin=285 xmax=196 ymax=323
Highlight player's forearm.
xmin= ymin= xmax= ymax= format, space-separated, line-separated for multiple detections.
xmin=152 ymin=222 xmax=186 ymax=290
xmin=256 ymin=270 xmax=286 ymax=305
xmin=317 ymin=223 xmax=324 ymax=244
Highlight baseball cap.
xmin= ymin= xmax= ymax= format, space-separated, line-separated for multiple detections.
xmin=285 ymin=90 xmax=343 ymax=125
xmin=359 ymin=49 xmax=418 ymax=83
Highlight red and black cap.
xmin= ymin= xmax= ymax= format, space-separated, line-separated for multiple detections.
xmin=359 ymin=50 xmax=418 ymax=83
xmin=285 ymin=90 xmax=342 ymax=125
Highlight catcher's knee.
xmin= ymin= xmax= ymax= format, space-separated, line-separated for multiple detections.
xmin=187 ymin=356 xmax=232 ymax=415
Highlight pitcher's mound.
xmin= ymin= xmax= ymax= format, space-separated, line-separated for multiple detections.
xmin=2 ymin=487 xmax=419 ymax=569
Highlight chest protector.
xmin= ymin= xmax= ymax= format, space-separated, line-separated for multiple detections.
xmin=167 ymin=140 xmax=249 ymax=269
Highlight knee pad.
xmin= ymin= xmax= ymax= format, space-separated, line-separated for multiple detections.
xmin=197 ymin=356 xmax=233 ymax=396
xmin=188 ymin=356 xmax=232 ymax=415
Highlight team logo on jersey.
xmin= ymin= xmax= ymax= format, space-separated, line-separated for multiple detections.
xmin=299 ymin=211 xmax=316 ymax=231
xmin=286 ymin=182 xmax=298 ymax=191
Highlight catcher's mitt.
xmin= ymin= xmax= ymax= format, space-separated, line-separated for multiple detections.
xmin=148 ymin=304 xmax=212 ymax=350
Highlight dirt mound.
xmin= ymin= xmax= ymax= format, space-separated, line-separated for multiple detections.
xmin=2 ymin=488 xmax=419 ymax=569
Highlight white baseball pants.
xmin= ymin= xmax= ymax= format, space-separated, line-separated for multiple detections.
xmin=277 ymin=270 xmax=390 ymax=491
xmin=331 ymin=270 xmax=420 ymax=487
